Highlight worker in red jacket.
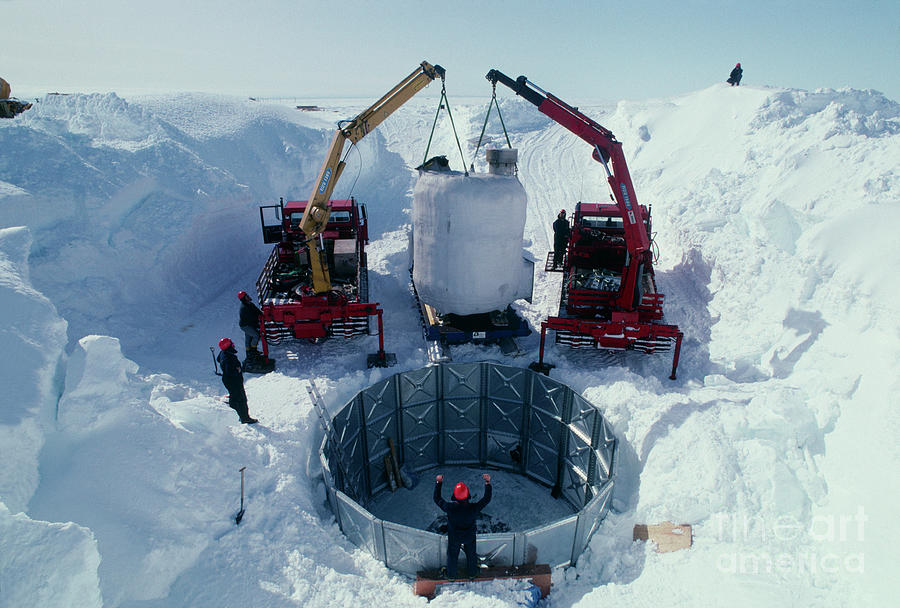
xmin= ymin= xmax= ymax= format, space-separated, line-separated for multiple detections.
xmin=434 ymin=473 xmax=492 ymax=579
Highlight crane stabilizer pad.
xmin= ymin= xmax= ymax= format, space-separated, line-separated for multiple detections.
xmin=367 ymin=351 xmax=397 ymax=368
xmin=243 ymin=357 xmax=276 ymax=374
xmin=528 ymin=361 xmax=555 ymax=376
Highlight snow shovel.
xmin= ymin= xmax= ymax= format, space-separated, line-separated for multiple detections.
xmin=235 ymin=467 xmax=247 ymax=525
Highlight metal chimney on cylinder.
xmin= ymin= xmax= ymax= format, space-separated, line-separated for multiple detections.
xmin=486 ymin=148 xmax=518 ymax=175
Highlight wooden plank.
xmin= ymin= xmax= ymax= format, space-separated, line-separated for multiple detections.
xmin=384 ymin=455 xmax=397 ymax=491
xmin=414 ymin=564 xmax=551 ymax=599
xmin=387 ymin=438 xmax=404 ymax=488
xmin=633 ymin=521 xmax=692 ymax=553
xmin=423 ymin=303 xmax=440 ymax=328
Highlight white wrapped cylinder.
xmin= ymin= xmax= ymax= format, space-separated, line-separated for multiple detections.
xmin=412 ymin=170 xmax=528 ymax=315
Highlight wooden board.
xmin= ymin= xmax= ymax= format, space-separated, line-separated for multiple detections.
xmin=633 ymin=521 xmax=692 ymax=553
xmin=414 ymin=563 xmax=551 ymax=599
xmin=384 ymin=455 xmax=398 ymax=490
xmin=423 ymin=303 xmax=440 ymax=328
xmin=387 ymin=438 xmax=403 ymax=488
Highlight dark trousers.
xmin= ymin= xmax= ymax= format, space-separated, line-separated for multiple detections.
xmin=553 ymin=244 xmax=566 ymax=267
xmin=447 ymin=536 xmax=477 ymax=578
xmin=223 ymin=378 xmax=250 ymax=421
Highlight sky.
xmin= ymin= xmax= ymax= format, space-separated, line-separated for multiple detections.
xmin=3 ymin=0 xmax=899 ymax=103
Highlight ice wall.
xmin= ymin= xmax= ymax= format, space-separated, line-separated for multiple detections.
xmin=412 ymin=170 xmax=528 ymax=315
xmin=0 ymin=227 xmax=101 ymax=607
xmin=0 ymin=227 xmax=67 ymax=513
xmin=0 ymin=503 xmax=103 ymax=608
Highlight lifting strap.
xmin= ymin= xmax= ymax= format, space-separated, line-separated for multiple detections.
xmin=423 ymin=78 xmax=469 ymax=176
xmin=471 ymin=82 xmax=513 ymax=172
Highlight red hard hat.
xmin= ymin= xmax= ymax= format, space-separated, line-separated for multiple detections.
xmin=453 ymin=482 xmax=469 ymax=501
xmin=736 ymin=62 xmax=741 ymax=68
xmin=559 ymin=209 xmax=566 ymax=217
xmin=218 ymin=337 xmax=233 ymax=351
xmin=237 ymin=290 xmax=248 ymax=300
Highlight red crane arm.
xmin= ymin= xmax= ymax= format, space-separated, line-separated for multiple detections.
xmin=485 ymin=70 xmax=649 ymax=256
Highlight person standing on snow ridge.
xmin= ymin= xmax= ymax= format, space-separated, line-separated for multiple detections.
xmin=727 ymin=62 xmax=743 ymax=86
xmin=433 ymin=473 xmax=492 ymax=579
xmin=552 ymin=210 xmax=570 ymax=269
xmin=238 ymin=291 xmax=263 ymax=361
xmin=216 ymin=337 xmax=258 ymax=424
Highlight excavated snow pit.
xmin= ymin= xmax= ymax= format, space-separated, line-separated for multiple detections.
xmin=318 ymin=362 xmax=618 ymax=575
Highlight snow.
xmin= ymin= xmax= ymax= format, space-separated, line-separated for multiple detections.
xmin=1 ymin=82 xmax=898 ymax=607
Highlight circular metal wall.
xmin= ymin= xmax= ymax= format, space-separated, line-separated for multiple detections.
xmin=318 ymin=362 xmax=618 ymax=575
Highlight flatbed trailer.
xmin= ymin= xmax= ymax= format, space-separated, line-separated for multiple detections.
xmin=410 ymin=274 xmax=530 ymax=362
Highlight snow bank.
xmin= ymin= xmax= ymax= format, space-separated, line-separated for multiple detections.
xmin=0 ymin=93 xmax=336 ymax=375
xmin=0 ymin=227 xmax=67 ymax=513
xmin=0 ymin=502 xmax=102 ymax=608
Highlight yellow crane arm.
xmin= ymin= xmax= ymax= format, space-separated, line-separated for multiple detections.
xmin=300 ymin=61 xmax=445 ymax=294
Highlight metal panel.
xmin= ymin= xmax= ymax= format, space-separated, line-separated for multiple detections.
xmin=402 ymin=400 xmax=438 ymax=439
xmin=485 ymin=431 xmax=520 ymax=469
xmin=366 ymin=407 xmax=397 ymax=448
xmin=594 ymin=419 xmax=617 ymax=483
xmin=572 ymin=482 xmax=614 ymax=563
xmin=529 ymin=373 xmax=567 ymax=418
xmin=442 ymin=363 xmax=482 ymax=399
xmin=600 ymin=417 xmax=617 ymax=445
xmin=477 ymin=533 xmax=517 ymax=567
xmin=332 ymin=398 xmax=359 ymax=449
xmin=594 ymin=446 xmax=611 ymax=483
xmin=527 ymin=407 xmax=561 ymax=452
xmin=487 ymin=364 xmax=528 ymax=404
xmin=361 ymin=376 xmax=397 ymax=424
xmin=382 ymin=521 xmax=443 ymax=575
xmin=367 ymin=448 xmax=393 ymax=496
xmin=442 ymin=397 xmax=480 ymax=432
xmin=320 ymin=446 xmax=341 ymax=524
xmin=365 ymin=409 xmax=397 ymax=496
xmin=485 ymin=397 xmax=523 ymax=436
xmin=404 ymin=433 xmax=439 ymax=472
xmin=398 ymin=366 xmax=440 ymax=407
xmin=336 ymin=491 xmax=379 ymax=558
xmin=444 ymin=429 xmax=480 ymax=463
xmin=333 ymin=399 xmax=366 ymax=502
xmin=566 ymin=430 xmax=593 ymax=475
xmin=568 ymin=393 xmax=597 ymax=449
xmin=522 ymin=515 xmax=579 ymax=568
xmin=560 ymin=452 xmax=590 ymax=510
xmin=525 ymin=440 xmax=558 ymax=486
